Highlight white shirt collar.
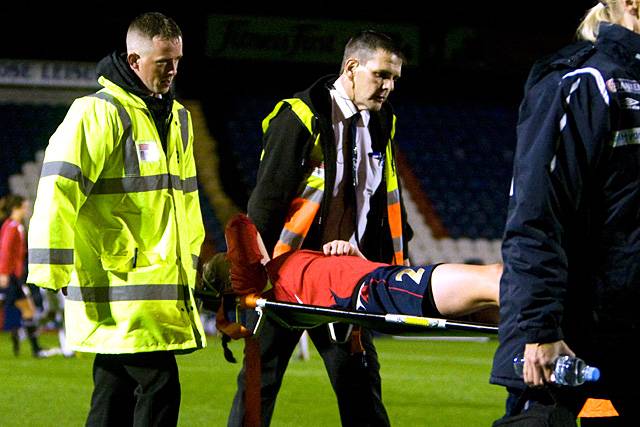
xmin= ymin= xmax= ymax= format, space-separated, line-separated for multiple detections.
xmin=330 ymin=78 xmax=371 ymax=126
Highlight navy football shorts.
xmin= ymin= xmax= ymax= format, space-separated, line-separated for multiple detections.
xmin=352 ymin=264 xmax=441 ymax=317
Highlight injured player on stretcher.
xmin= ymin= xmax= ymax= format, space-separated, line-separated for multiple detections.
xmin=201 ymin=214 xmax=501 ymax=338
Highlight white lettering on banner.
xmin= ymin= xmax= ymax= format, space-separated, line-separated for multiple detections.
xmin=613 ymin=127 xmax=640 ymax=148
xmin=206 ymin=15 xmax=420 ymax=65
xmin=0 ymin=61 xmax=32 ymax=79
xmin=0 ymin=59 xmax=98 ymax=88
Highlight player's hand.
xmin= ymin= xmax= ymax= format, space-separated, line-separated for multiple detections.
xmin=61 ymin=286 xmax=68 ymax=296
xmin=0 ymin=274 xmax=9 ymax=288
xmin=322 ymin=240 xmax=366 ymax=259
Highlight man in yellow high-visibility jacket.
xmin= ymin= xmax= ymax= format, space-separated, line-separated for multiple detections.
xmin=27 ymin=12 xmax=205 ymax=426
xmin=229 ymin=30 xmax=413 ymax=427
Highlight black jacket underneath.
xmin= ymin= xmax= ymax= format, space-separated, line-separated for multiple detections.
xmin=96 ymin=51 xmax=174 ymax=149
xmin=247 ymin=75 xmax=412 ymax=263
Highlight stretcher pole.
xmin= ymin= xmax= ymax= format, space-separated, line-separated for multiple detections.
xmin=246 ymin=297 xmax=498 ymax=334
xmin=382 ymin=313 xmax=499 ymax=334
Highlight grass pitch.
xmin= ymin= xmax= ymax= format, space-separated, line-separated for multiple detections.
xmin=0 ymin=331 xmax=505 ymax=426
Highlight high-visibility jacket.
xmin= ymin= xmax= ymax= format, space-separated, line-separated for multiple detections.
xmin=27 ymin=77 xmax=206 ymax=354
xmin=262 ymin=97 xmax=405 ymax=264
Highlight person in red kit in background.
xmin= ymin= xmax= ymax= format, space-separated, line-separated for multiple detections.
xmin=0 ymin=194 xmax=44 ymax=357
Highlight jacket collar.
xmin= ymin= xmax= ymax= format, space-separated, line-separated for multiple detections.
xmin=294 ymin=74 xmax=392 ymax=135
xmin=597 ymin=23 xmax=640 ymax=76
xmin=98 ymin=76 xmax=150 ymax=109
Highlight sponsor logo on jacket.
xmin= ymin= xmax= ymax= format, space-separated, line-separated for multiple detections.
xmin=606 ymin=78 xmax=640 ymax=94
xmin=613 ymin=127 xmax=640 ymax=147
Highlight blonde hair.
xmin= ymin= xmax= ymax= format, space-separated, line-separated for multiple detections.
xmin=577 ymin=2 xmax=616 ymax=41
xmin=577 ymin=0 xmax=640 ymax=41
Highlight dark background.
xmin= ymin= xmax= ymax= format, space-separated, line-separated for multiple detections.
xmin=0 ymin=2 xmax=604 ymax=244
xmin=1 ymin=2 xmax=598 ymax=104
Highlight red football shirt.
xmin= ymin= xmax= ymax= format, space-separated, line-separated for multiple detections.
xmin=266 ymin=250 xmax=387 ymax=307
xmin=0 ymin=218 xmax=26 ymax=278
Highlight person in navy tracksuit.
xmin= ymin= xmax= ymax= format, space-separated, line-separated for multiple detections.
xmin=491 ymin=1 xmax=640 ymax=424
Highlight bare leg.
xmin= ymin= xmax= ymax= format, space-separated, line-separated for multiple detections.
xmin=430 ymin=263 xmax=501 ymax=317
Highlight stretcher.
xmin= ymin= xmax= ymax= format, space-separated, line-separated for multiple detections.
xmin=253 ymin=298 xmax=497 ymax=334
xmin=211 ymin=293 xmax=499 ymax=339
xmin=196 ymin=290 xmax=499 ymax=425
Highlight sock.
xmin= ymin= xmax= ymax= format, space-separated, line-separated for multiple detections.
xmin=225 ymin=214 xmax=267 ymax=295
xmin=10 ymin=329 xmax=20 ymax=356
xmin=58 ymin=328 xmax=74 ymax=357
xmin=23 ymin=319 xmax=42 ymax=354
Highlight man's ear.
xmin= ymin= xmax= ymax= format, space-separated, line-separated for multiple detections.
xmin=127 ymin=52 xmax=140 ymax=71
xmin=344 ymin=58 xmax=359 ymax=79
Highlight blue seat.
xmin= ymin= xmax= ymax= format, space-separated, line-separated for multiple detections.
xmin=394 ymin=102 xmax=516 ymax=238
xmin=0 ymin=104 xmax=68 ymax=196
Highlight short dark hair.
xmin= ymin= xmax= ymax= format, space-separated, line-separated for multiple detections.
xmin=128 ymin=12 xmax=182 ymax=40
xmin=0 ymin=193 xmax=25 ymax=221
xmin=340 ymin=30 xmax=405 ymax=70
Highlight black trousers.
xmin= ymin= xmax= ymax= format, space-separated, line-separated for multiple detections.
xmin=86 ymin=352 xmax=181 ymax=427
xmin=228 ymin=315 xmax=390 ymax=427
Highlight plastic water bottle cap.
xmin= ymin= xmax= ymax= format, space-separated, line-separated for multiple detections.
xmin=584 ymin=367 xmax=600 ymax=382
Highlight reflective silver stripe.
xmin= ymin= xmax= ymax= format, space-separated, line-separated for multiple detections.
xmin=40 ymin=161 xmax=95 ymax=196
xmin=29 ymin=248 xmax=74 ymax=265
xmin=92 ymin=174 xmax=195 ymax=194
xmin=278 ymin=228 xmax=304 ymax=250
xmin=65 ymin=284 xmax=186 ymax=302
xmin=170 ymin=174 xmax=183 ymax=191
xmin=178 ymin=108 xmax=189 ymax=151
xmin=299 ymin=186 xmax=323 ymax=203
xmin=191 ymin=254 xmax=199 ymax=270
xmin=182 ymin=176 xmax=198 ymax=193
xmin=93 ymin=174 xmax=169 ymax=194
xmin=387 ymin=189 xmax=400 ymax=205
xmin=89 ymin=92 xmax=139 ymax=176
xmin=393 ymin=236 xmax=403 ymax=253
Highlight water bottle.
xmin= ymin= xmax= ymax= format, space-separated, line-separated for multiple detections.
xmin=513 ymin=354 xmax=600 ymax=386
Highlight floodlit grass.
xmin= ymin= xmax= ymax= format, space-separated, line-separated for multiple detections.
xmin=0 ymin=331 xmax=506 ymax=426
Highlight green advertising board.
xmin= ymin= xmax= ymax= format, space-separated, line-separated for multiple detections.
xmin=206 ymin=15 xmax=420 ymax=66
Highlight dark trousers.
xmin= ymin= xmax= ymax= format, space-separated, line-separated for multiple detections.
xmin=86 ymin=352 xmax=181 ymax=427
xmin=228 ymin=316 xmax=390 ymax=427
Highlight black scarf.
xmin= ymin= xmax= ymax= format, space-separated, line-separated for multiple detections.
xmin=96 ymin=52 xmax=174 ymax=148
